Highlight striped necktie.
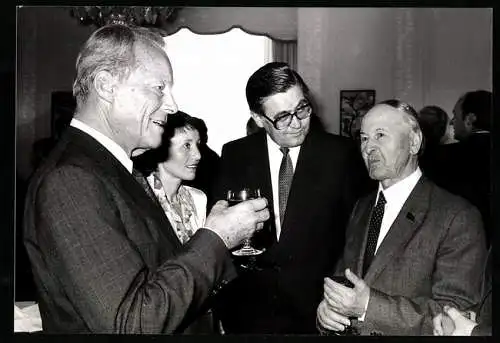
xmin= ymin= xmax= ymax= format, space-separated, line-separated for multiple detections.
xmin=278 ymin=147 xmax=294 ymax=225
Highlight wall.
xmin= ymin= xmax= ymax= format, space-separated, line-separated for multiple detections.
xmin=298 ymin=8 xmax=492 ymax=134
xmin=424 ymin=8 xmax=493 ymax=114
xmin=17 ymin=7 xmax=94 ymax=180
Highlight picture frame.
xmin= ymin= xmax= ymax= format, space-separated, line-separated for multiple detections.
xmin=340 ymin=89 xmax=376 ymax=139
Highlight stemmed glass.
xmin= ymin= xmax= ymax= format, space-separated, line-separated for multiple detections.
xmin=227 ymin=188 xmax=264 ymax=256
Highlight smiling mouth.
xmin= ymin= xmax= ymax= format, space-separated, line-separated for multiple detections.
xmin=151 ymin=119 xmax=166 ymax=127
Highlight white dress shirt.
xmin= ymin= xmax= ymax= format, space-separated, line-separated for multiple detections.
xmin=374 ymin=167 xmax=422 ymax=254
xmin=70 ymin=118 xmax=133 ymax=174
xmin=358 ymin=167 xmax=422 ymax=321
xmin=266 ymin=135 xmax=300 ymax=241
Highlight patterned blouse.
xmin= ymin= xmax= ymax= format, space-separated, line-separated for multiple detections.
xmin=146 ymin=173 xmax=204 ymax=244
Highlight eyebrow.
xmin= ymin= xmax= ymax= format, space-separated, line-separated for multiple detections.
xmin=360 ymin=128 xmax=388 ymax=134
xmin=274 ymin=99 xmax=309 ymax=117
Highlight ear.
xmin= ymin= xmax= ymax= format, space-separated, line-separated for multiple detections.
xmin=409 ymin=129 xmax=423 ymax=155
xmin=93 ymin=70 xmax=116 ymax=103
xmin=464 ymin=113 xmax=477 ymax=128
xmin=250 ymin=111 xmax=266 ymax=128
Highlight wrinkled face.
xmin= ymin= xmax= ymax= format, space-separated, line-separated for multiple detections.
xmin=452 ymin=96 xmax=471 ymax=141
xmin=111 ymin=41 xmax=178 ymax=154
xmin=161 ymin=127 xmax=201 ymax=182
xmin=360 ymin=105 xmax=420 ymax=188
xmin=253 ymin=85 xmax=311 ymax=148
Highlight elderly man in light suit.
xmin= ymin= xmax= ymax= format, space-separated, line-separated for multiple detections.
xmin=316 ymin=99 xmax=487 ymax=336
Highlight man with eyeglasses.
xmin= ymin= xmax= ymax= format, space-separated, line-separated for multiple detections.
xmin=212 ymin=62 xmax=370 ymax=334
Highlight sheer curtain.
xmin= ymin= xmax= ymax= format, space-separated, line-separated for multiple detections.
xmin=164 ymin=28 xmax=272 ymax=155
xmin=271 ymin=39 xmax=298 ymax=70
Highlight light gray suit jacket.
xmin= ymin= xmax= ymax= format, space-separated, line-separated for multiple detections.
xmin=336 ymin=176 xmax=487 ymax=335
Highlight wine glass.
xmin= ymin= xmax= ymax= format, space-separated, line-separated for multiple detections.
xmin=227 ymin=187 xmax=264 ymax=257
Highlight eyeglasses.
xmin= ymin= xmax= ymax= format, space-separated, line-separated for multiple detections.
xmin=261 ymin=101 xmax=312 ymax=130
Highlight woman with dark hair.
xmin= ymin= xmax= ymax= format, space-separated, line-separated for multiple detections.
xmin=133 ymin=110 xmax=214 ymax=333
xmin=134 ymin=111 xmax=206 ymax=245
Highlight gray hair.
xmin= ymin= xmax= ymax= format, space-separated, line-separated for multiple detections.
xmin=72 ymin=24 xmax=165 ymax=109
xmin=378 ymin=99 xmax=424 ymax=155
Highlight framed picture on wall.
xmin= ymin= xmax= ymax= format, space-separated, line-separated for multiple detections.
xmin=340 ymin=89 xmax=376 ymax=139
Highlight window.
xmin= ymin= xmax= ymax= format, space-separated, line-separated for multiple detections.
xmin=164 ymin=27 xmax=272 ymax=154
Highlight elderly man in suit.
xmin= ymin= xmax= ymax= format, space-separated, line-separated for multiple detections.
xmin=316 ymin=99 xmax=487 ymax=335
xmin=23 ymin=24 xmax=269 ymax=334
xmin=212 ymin=62 xmax=371 ymax=334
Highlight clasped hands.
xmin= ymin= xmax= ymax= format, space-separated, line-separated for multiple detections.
xmin=316 ymin=268 xmax=370 ymax=332
xmin=433 ymin=305 xmax=478 ymax=336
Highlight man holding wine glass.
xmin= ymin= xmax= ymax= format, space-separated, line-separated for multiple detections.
xmin=22 ymin=24 xmax=270 ymax=333
xmin=212 ymin=62 xmax=370 ymax=334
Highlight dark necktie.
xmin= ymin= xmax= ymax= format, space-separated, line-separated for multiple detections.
xmin=132 ymin=168 xmax=157 ymax=201
xmin=278 ymin=147 xmax=294 ymax=225
xmin=363 ymin=191 xmax=386 ymax=277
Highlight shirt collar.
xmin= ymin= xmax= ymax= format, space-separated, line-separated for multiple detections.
xmin=377 ymin=167 xmax=422 ymax=205
xmin=266 ymin=134 xmax=301 ymax=159
xmin=70 ymin=118 xmax=134 ymax=174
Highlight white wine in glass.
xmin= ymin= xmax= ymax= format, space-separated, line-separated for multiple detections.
xmin=227 ymin=188 xmax=264 ymax=256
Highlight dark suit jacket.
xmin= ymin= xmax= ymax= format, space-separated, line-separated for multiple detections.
xmin=421 ymin=133 xmax=491 ymax=245
xmin=185 ymin=144 xmax=220 ymax=208
xmin=336 ymin=176 xmax=487 ymax=335
xmin=212 ymin=129 xmax=370 ymax=334
xmin=23 ymin=127 xmax=236 ymax=333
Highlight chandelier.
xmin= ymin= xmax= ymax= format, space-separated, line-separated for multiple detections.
xmin=70 ymin=6 xmax=179 ymax=28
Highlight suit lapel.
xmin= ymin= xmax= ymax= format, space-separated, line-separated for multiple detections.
xmin=249 ymin=132 xmax=277 ymax=244
xmin=364 ymin=177 xmax=431 ymax=284
xmin=279 ymin=131 xmax=316 ymax=242
xmin=354 ymin=194 xmax=377 ymax=277
xmin=68 ymin=127 xmax=182 ymax=249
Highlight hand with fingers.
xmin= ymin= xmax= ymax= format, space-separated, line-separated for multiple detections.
xmin=205 ymin=198 xmax=270 ymax=249
xmin=323 ymin=268 xmax=370 ymax=318
xmin=316 ymin=268 xmax=370 ymax=334
xmin=316 ymin=298 xmax=351 ymax=334
xmin=433 ymin=305 xmax=478 ymax=336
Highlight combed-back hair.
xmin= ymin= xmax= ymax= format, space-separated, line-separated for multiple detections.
xmin=378 ymin=99 xmax=424 ymax=155
xmin=72 ymin=24 xmax=165 ymax=109
xmin=245 ymin=62 xmax=310 ymax=115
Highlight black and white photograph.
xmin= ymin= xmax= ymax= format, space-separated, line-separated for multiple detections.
xmin=14 ymin=6 xmax=492 ymax=336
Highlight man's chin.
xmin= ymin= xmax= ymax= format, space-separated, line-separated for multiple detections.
xmin=147 ymin=136 xmax=163 ymax=149
xmin=279 ymin=135 xmax=306 ymax=148
xmin=368 ymin=169 xmax=385 ymax=181
xmin=131 ymin=148 xmax=147 ymax=157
